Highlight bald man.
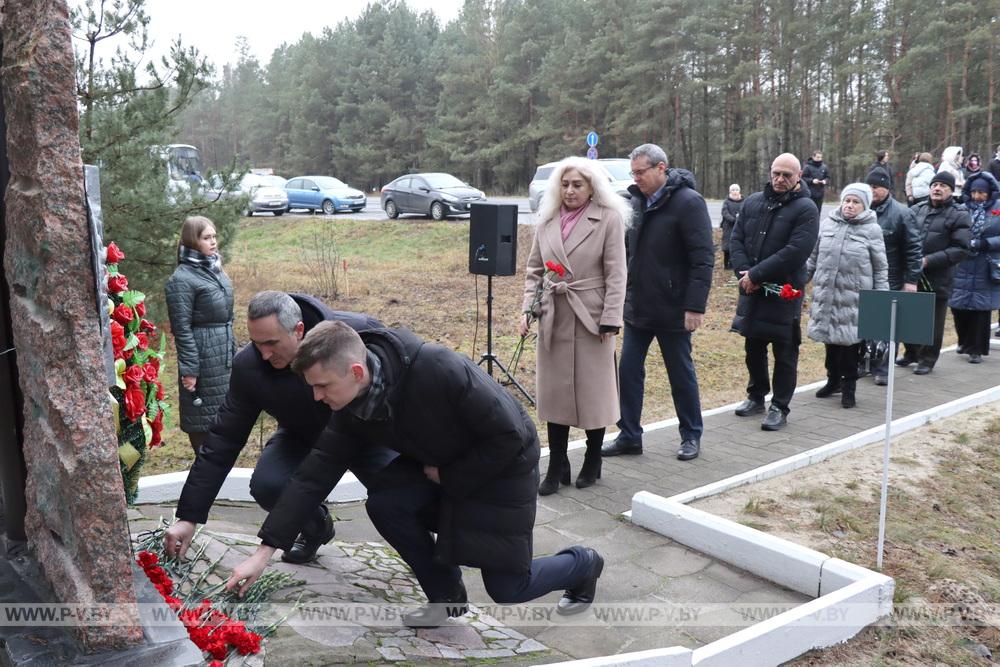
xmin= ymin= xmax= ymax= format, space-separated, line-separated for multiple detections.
xmin=729 ymin=153 xmax=819 ymax=431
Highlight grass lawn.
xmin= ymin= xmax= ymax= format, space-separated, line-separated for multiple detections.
xmin=142 ymin=213 xmax=953 ymax=476
xmin=696 ymin=404 xmax=1000 ymax=665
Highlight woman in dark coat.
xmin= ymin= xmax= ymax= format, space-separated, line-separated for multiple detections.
xmin=949 ymin=173 xmax=1000 ymax=363
xmin=165 ymin=216 xmax=235 ymax=454
xmin=720 ymin=183 xmax=744 ymax=270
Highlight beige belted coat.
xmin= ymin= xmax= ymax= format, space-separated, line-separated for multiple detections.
xmin=521 ymin=202 xmax=627 ymax=428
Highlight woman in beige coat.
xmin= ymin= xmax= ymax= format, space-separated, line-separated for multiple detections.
xmin=518 ymin=157 xmax=628 ymax=495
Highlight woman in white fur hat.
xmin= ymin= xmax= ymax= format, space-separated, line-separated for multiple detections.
xmin=805 ymin=183 xmax=889 ymax=408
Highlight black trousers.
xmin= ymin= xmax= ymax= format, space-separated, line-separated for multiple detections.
xmin=249 ymin=428 xmax=397 ymax=537
xmin=953 ymin=308 xmax=992 ymax=355
xmin=811 ymin=196 xmax=824 ymax=213
xmin=744 ymin=323 xmax=801 ymax=413
xmin=904 ymin=295 xmax=949 ymax=367
xmin=824 ymin=343 xmax=861 ymax=383
xmin=365 ymin=460 xmax=591 ymax=604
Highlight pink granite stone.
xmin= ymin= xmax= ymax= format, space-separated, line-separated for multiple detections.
xmin=1 ymin=0 xmax=142 ymax=651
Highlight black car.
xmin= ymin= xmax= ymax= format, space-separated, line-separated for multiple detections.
xmin=380 ymin=173 xmax=486 ymax=220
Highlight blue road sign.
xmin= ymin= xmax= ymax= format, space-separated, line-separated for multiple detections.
xmin=587 ymin=147 xmax=598 ymax=159
xmin=586 ymin=131 xmax=599 ymax=147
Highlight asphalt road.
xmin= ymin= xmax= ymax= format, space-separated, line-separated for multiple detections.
xmin=262 ymin=196 xmax=836 ymax=228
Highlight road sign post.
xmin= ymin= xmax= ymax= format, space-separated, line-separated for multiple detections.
xmin=857 ymin=289 xmax=935 ymax=569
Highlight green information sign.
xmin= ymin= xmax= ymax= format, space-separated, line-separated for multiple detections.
xmin=857 ymin=290 xmax=935 ymax=345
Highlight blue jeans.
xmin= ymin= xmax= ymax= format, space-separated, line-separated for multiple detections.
xmin=617 ymin=323 xmax=703 ymax=443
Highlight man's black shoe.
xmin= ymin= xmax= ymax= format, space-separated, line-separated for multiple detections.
xmin=281 ymin=510 xmax=335 ymax=564
xmin=677 ymin=439 xmax=700 ymax=461
xmin=895 ymin=355 xmax=915 ymax=367
xmin=873 ymin=375 xmax=888 ymax=386
xmin=403 ymin=584 xmax=468 ymax=628
xmin=734 ymin=398 xmax=765 ymax=417
xmin=761 ymin=406 xmax=787 ymax=431
xmin=814 ymin=380 xmax=841 ymax=398
xmin=969 ymin=354 xmax=983 ymax=364
xmin=913 ymin=364 xmax=933 ymax=375
xmin=601 ymin=438 xmax=642 ymax=456
xmin=557 ymin=548 xmax=604 ymax=616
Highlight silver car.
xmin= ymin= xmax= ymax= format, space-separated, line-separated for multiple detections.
xmin=528 ymin=158 xmax=632 ymax=213
xmin=241 ymin=174 xmax=289 ymax=216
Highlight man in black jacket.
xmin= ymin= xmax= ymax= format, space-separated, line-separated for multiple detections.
xmin=224 ymin=322 xmax=605 ymax=627
xmin=865 ymin=170 xmax=923 ymax=385
xmin=896 ymin=172 xmax=972 ymax=374
xmin=730 ymin=153 xmax=820 ymax=431
xmin=802 ymin=150 xmax=830 ymax=212
xmin=165 ymin=291 xmax=396 ymax=564
xmin=602 ymin=143 xmax=714 ymax=462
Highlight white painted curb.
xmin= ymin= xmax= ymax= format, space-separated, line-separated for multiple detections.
xmin=622 ymin=492 xmax=893 ymax=667
xmin=136 ymin=468 xmax=367 ymax=504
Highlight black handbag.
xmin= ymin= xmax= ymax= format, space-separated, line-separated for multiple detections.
xmin=990 ymin=254 xmax=1000 ymax=285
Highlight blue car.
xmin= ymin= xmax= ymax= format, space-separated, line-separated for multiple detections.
xmin=285 ymin=175 xmax=367 ymax=214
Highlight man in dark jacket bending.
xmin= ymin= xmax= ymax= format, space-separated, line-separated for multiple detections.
xmin=865 ymin=169 xmax=923 ymax=385
xmin=165 ymin=291 xmax=396 ymax=564
xmin=730 ymin=153 xmax=820 ymax=431
xmin=602 ymin=143 xmax=714 ymax=462
xmin=225 ymin=321 xmax=605 ymax=627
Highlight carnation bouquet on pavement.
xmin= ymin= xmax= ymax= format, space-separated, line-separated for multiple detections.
xmin=106 ymin=242 xmax=167 ymax=503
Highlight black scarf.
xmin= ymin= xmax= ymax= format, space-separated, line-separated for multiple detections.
xmin=347 ymin=350 xmax=390 ymax=421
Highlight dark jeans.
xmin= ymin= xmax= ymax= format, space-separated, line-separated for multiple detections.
xmin=744 ymin=323 xmax=801 ymax=413
xmin=824 ymin=343 xmax=861 ymax=383
xmin=904 ymin=295 xmax=949 ymax=367
xmin=365 ymin=462 xmax=592 ymax=603
xmin=618 ymin=322 xmax=703 ymax=443
xmin=953 ymin=308 xmax=992 ymax=355
xmin=249 ymin=428 xmax=397 ymax=536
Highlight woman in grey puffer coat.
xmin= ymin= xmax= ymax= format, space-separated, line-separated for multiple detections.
xmin=806 ymin=184 xmax=889 ymax=408
xmin=165 ymin=216 xmax=235 ymax=454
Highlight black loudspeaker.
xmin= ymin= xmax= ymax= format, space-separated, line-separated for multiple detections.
xmin=469 ymin=203 xmax=518 ymax=276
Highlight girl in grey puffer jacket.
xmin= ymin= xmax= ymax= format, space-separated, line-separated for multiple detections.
xmin=806 ymin=184 xmax=889 ymax=408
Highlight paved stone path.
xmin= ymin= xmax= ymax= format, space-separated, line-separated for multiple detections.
xmin=131 ymin=346 xmax=998 ymax=664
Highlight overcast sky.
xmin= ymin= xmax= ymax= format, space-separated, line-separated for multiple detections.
xmin=72 ymin=0 xmax=463 ymax=72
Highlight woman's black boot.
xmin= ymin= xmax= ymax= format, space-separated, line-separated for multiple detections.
xmin=815 ymin=377 xmax=842 ymax=398
xmin=575 ymin=429 xmax=604 ymax=489
xmin=540 ymin=424 xmax=571 ymax=496
xmin=841 ymin=379 xmax=856 ymax=409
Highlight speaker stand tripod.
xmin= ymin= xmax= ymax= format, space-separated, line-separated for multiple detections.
xmin=477 ymin=275 xmax=535 ymax=405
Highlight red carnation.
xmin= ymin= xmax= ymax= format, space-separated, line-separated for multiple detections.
xmin=135 ymin=301 xmax=146 ymax=317
xmin=136 ymin=332 xmax=149 ymax=351
xmin=124 ymin=364 xmax=145 ymax=387
xmin=139 ymin=318 xmax=156 ymax=333
xmin=106 ymin=242 xmax=126 ymax=263
xmin=232 ymin=630 xmax=262 ymax=655
xmin=206 ymin=639 xmax=228 ymax=660
xmin=124 ymin=385 xmax=146 ymax=422
xmin=143 ymin=360 xmax=159 ymax=382
xmin=164 ymin=596 xmax=182 ymax=611
xmin=136 ymin=551 xmax=158 ymax=568
xmin=544 ymin=260 xmax=567 ymax=278
xmin=108 ymin=274 xmax=129 ymax=294
xmin=209 ymin=662 xmax=224 ymax=667
xmin=992 ymin=210 xmax=1000 ymax=215
xmin=112 ymin=303 xmax=134 ymax=326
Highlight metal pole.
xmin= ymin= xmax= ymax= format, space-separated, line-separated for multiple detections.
xmin=485 ymin=275 xmax=494 ymax=377
xmin=876 ymin=298 xmax=898 ymax=570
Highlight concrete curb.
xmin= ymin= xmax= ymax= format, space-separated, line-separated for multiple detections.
xmin=600 ymin=491 xmax=895 ymax=667
xmin=136 ymin=469 xmax=367 ymax=505
xmin=665 ymin=383 xmax=1000 ymax=506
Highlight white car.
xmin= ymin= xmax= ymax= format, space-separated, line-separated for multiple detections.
xmin=528 ymin=158 xmax=633 ymax=213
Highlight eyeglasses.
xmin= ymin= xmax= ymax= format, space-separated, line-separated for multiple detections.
xmin=629 ymin=164 xmax=662 ymax=178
